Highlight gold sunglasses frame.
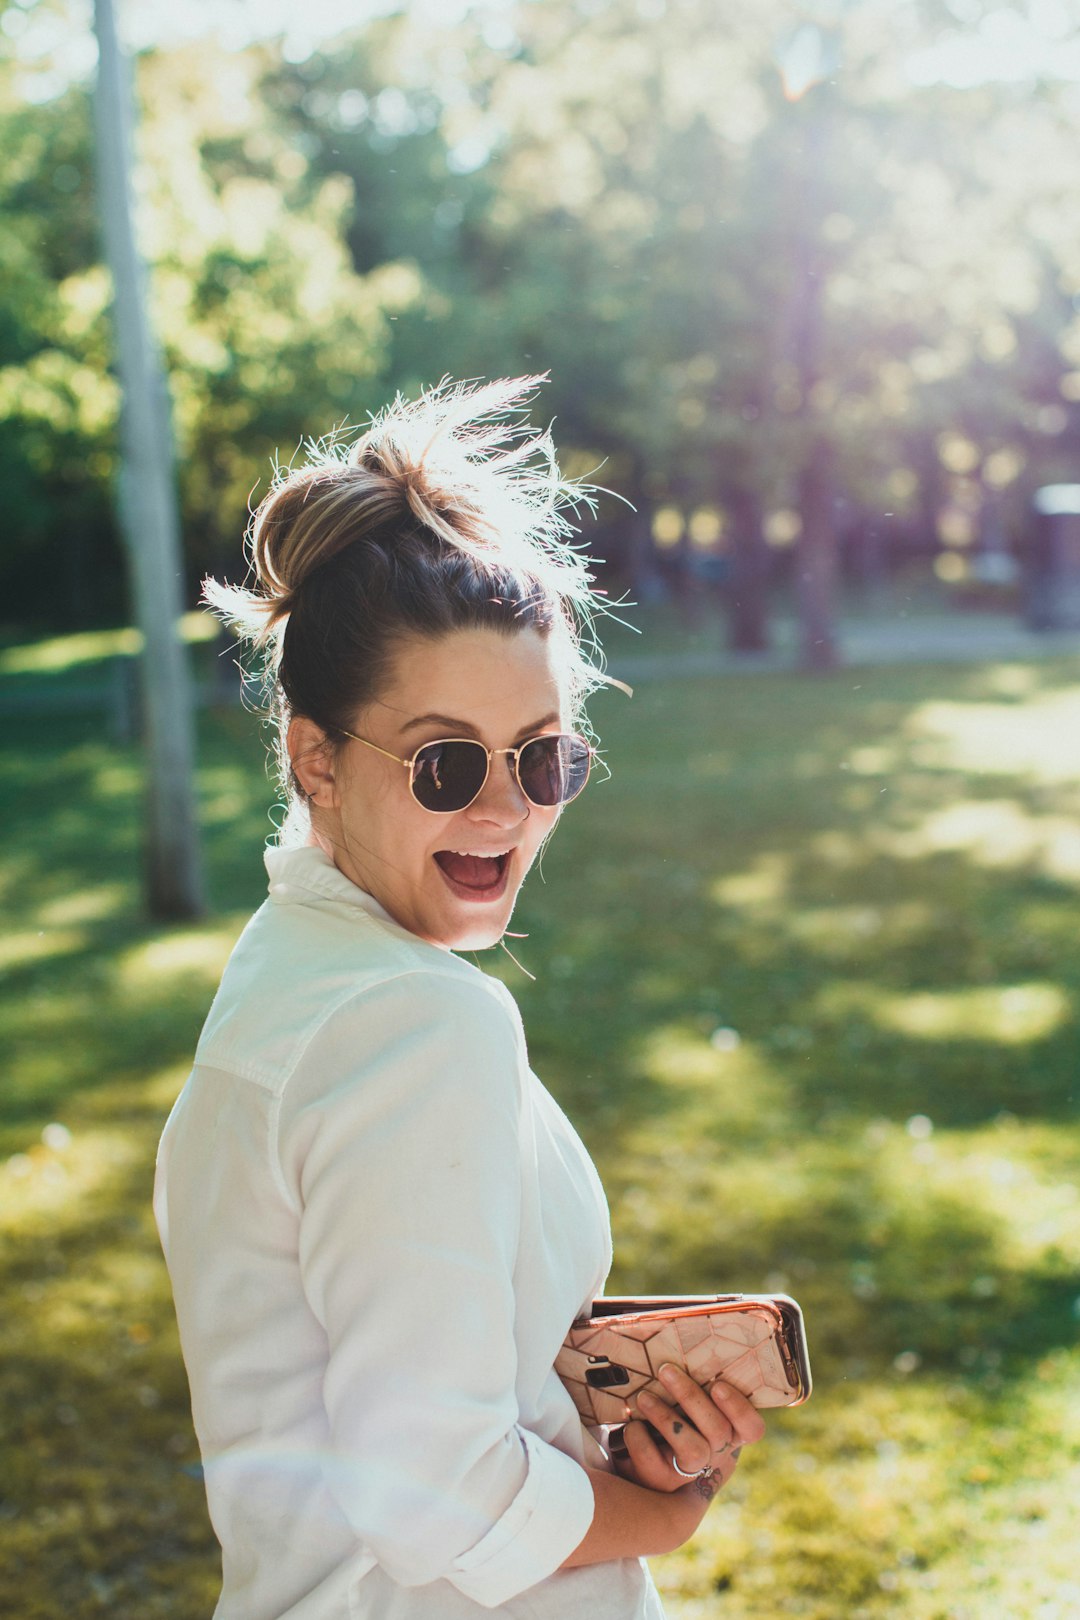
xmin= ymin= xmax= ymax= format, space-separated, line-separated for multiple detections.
xmin=337 ymin=728 xmax=594 ymax=814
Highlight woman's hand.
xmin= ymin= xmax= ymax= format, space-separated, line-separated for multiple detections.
xmin=563 ymin=1366 xmax=768 ymax=1570
xmin=607 ymin=1363 xmax=766 ymax=1498
xmin=563 ymin=1374 xmax=765 ymax=1569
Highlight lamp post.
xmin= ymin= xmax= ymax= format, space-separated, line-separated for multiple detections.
xmin=92 ymin=0 xmax=204 ymax=918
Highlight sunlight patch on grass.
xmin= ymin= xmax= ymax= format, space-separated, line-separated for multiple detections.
xmin=0 ymin=927 xmax=87 ymax=971
xmin=27 ymin=1249 xmax=167 ymax=1336
xmin=0 ymin=612 xmax=219 ymax=676
xmin=141 ymin=1063 xmax=198 ymax=1112
xmin=819 ymin=978 xmax=1071 ymax=1044
xmin=972 ymin=1114 xmax=1080 ymax=1183
xmin=905 ymin=688 xmax=1080 ymax=783
xmin=115 ymin=926 xmax=239 ymax=993
xmin=982 ymin=663 xmax=1043 ymax=699
xmin=712 ymin=852 xmax=792 ymax=909
xmin=807 ymin=828 xmax=865 ymax=868
xmin=198 ymin=761 xmax=271 ymax=801
xmin=712 ymin=854 xmax=943 ymax=960
xmin=785 ymin=900 xmax=935 ymax=950
xmin=0 ymin=627 xmax=142 ymax=674
xmin=201 ymin=786 xmax=260 ymax=823
xmin=92 ymin=761 xmax=144 ymax=799
xmin=37 ymin=885 xmax=130 ymax=928
xmin=889 ymin=1137 xmax=1080 ymax=1267
xmin=883 ymin=796 xmax=1080 ymax=881
xmin=846 ymin=744 xmax=900 ymax=775
xmin=633 ymin=1024 xmax=791 ymax=1137
xmin=0 ymin=1126 xmax=141 ymax=1234
xmin=872 ymin=1133 xmax=1080 ymax=1268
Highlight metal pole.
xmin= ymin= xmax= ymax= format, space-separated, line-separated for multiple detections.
xmin=92 ymin=0 xmax=205 ymax=917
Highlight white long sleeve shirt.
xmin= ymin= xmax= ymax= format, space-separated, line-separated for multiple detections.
xmin=153 ymin=845 xmax=664 ymax=1619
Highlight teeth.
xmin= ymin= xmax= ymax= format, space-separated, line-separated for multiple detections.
xmin=448 ymin=850 xmax=509 ymax=858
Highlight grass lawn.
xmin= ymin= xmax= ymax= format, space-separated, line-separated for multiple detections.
xmin=2 ymin=627 xmax=1079 ymax=1618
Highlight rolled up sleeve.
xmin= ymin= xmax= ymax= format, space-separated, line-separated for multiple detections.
xmin=277 ymin=969 xmax=594 ymax=1605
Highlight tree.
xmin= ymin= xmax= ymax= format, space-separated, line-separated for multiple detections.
xmin=0 ymin=47 xmax=120 ymax=629
xmin=6 ymin=0 xmax=1080 ymax=654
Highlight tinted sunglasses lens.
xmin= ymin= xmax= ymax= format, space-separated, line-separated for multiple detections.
xmin=518 ymin=735 xmax=591 ymax=807
xmin=411 ymin=741 xmax=488 ymax=812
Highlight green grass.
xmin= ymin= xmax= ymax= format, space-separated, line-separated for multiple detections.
xmin=2 ymin=631 xmax=1079 ymax=1618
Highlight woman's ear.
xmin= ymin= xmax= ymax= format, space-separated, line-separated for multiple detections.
xmin=288 ymin=716 xmax=338 ymax=808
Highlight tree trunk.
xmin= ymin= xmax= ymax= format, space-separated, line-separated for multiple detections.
xmin=620 ymin=458 xmax=656 ymax=603
xmin=724 ymin=483 xmax=771 ymax=652
xmin=92 ymin=0 xmax=204 ymax=918
xmin=795 ymin=435 xmax=839 ymax=669
xmin=914 ymin=431 xmax=945 ymax=551
xmin=781 ymin=63 xmax=841 ymax=671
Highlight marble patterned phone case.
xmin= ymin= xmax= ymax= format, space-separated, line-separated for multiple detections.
xmin=556 ymin=1294 xmax=812 ymax=1426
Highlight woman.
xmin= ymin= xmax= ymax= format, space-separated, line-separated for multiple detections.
xmin=154 ymin=378 xmax=765 ymax=1620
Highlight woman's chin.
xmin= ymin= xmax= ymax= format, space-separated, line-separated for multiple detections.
xmin=433 ymin=895 xmax=518 ymax=953
xmin=442 ymin=917 xmax=511 ymax=952
xmin=422 ymin=869 xmax=522 ymax=952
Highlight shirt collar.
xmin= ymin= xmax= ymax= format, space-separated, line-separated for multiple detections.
xmin=263 ymin=843 xmax=453 ymax=953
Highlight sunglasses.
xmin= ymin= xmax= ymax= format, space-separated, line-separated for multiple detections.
xmin=337 ymin=728 xmax=594 ymax=814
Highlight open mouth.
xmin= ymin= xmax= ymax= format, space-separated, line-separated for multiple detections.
xmin=433 ymin=849 xmax=512 ymax=901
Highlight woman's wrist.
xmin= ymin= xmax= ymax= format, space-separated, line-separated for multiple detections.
xmin=560 ymin=1467 xmax=710 ymax=1568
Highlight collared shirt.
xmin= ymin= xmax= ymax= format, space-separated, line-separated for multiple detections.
xmin=154 ymin=845 xmax=664 ymax=1618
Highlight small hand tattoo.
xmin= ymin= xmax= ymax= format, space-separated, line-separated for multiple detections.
xmin=672 ymin=1420 xmax=684 ymax=1434
xmin=693 ymin=1473 xmax=720 ymax=1503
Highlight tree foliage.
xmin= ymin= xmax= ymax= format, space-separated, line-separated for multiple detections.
xmin=3 ymin=0 xmax=1080 ymax=635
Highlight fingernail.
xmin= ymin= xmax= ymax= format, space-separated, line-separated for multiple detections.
xmin=638 ymin=1389 xmax=658 ymax=1408
xmin=710 ymin=1379 xmax=731 ymax=1397
xmin=658 ymin=1363 xmax=679 ymax=1387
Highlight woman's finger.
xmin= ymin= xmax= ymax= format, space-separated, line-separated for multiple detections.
xmin=650 ymin=1362 xmax=767 ymax=1451
xmin=646 ymin=1364 xmax=739 ymax=1458
xmin=619 ymin=1417 xmax=686 ymax=1492
xmin=707 ymin=1377 xmax=768 ymax=1447
xmin=636 ymin=1387 xmax=716 ymax=1474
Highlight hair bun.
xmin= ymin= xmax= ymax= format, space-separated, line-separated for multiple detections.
xmin=202 ymin=375 xmax=600 ymax=650
xmin=250 ymin=469 xmax=324 ymax=604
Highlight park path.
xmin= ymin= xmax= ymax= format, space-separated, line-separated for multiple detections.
xmin=610 ymin=611 xmax=1080 ymax=683
xmin=3 ymin=611 xmax=1080 ymax=721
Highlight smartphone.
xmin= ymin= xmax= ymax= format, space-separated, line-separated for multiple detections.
xmin=556 ymin=1293 xmax=812 ymax=1426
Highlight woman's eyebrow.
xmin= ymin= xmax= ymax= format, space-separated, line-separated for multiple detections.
xmin=398 ymin=710 xmax=561 ymax=740
xmin=398 ymin=712 xmax=480 ymax=738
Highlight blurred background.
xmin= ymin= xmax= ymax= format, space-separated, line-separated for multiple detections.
xmin=6 ymin=0 xmax=1080 ymax=653
xmin=2 ymin=2 xmax=1080 ymax=1617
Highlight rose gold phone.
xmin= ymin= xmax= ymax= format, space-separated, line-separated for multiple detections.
xmin=556 ymin=1293 xmax=812 ymax=1426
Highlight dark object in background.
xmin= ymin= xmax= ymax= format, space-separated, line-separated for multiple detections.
xmin=1027 ymin=485 xmax=1080 ymax=630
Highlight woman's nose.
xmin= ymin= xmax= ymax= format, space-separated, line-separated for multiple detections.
xmin=466 ymin=753 xmax=530 ymax=826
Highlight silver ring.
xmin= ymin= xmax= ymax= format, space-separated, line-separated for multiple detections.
xmin=670 ymin=1455 xmax=714 ymax=1480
